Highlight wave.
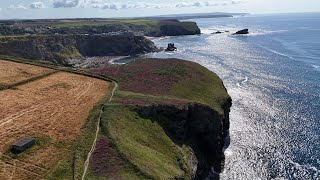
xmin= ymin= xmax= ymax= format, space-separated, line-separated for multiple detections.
xmin=236 ymin=76 xmax=249 ymax=87
xmin=108 ymin=56 xmax=130 ymax=65
xmin=312 ymin=65 xmax=320 ymax=71
xmin=261 ymin=47 xmax=295 ymax=60
xmin=288 ymin=159 xmax=320 ymax=173
xmin=246 ymin=30 xmax=288 ymax=36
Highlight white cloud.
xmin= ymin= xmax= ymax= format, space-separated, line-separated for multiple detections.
xmin=101 ymin=3 xmax=118 ymax=10
xmin=84 ymin=1 xmax=164 ymax=10
xmin=175 ymin=1 xmax=241 ymax=8
xmin=51 ymin=0 xmax=243 ymax=10
xmin=30 ymin=2 xmax=46 ymax=9
xmin=16 ymin=4 xmax=27 ymax=9
xmin=53 ymin=0 xmax=83 ymax=8
xmin=7 ymin=3 xmax=27 ymax=10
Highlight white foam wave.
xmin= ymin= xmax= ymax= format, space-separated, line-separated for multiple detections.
xmin=108 ymin=56 xmax=129 ymax=65
xmin=312 ymin=65 xmax=320 ymax=71
xmin=288 ymin=159 xmax=320 ymax=173
xmin=224 ymin=148 xmax=233 ymax=157
xmin=237 ymin=76 xmax=248 ymax=87
xmin=262 ymin=47 xmax=294 ymax=59
xmin=240 ymin=30 xmax=289 ymax=36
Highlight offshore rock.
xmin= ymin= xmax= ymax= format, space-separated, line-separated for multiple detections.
xmin=233 ymin=29 xmax=249 ymax=35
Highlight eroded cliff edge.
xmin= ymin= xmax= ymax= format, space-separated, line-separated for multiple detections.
xmin=80 ymin=58 xmax=232 ymax=179
xmin=138 ymin=102 xmax=231 ymax=179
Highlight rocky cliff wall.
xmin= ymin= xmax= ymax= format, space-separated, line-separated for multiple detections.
xmin=0 ymin=19 xmax=201 ymax=37
xmin=138 ymin=99 xmax=232 ymax=179
xmin=0 ymin=33 xmax=159 ymax=65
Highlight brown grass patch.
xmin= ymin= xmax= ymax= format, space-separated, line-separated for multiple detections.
xmin=0 ymin=72 xmax=109 ymax=179
xmin=0 ymin=60 xmax=55 ymax=86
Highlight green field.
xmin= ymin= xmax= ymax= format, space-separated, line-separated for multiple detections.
xmin=0 ymin=18 xmax=200 ymax=37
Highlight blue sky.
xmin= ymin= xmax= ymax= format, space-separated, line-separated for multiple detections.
xmin=0 ymin=0 xmax=320 ymax=19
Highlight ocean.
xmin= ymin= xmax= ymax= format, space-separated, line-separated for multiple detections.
xmin=125 ymin=13 xmax=320 ymax=179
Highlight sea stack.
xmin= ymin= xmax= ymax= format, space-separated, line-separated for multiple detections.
xmin=234 ymin=29 xmax=249 ymax=35
xmin=165 ymin=43 xmax=177 ymax=51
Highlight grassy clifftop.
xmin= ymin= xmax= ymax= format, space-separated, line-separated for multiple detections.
xmin=91 ymin=58 xmax=230 ymax=115
xmin=0 ymin=19 xmax=201 ymax=37
xmin=87 ymin=58 xmax=232 ymax=179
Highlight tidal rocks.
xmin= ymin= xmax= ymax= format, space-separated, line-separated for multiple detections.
xmin=233 ymin=29 xmax=249 ymax=35
xmin=165 ymin=43 xmax=177 ymax=51
xmin=212 ymin=31 xmax=223 ymax=34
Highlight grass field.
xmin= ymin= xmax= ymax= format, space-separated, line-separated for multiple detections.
xmin=0 ymin=60 xmax=109 ymax=179
xmin=0 ymin=60 xmax=55 ymax=87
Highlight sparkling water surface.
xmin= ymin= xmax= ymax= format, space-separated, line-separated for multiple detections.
xmin=117 ymin=13 xmax=320 ymax=179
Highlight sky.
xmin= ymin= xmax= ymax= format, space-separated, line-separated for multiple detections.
xmin=0 ymin=0 xmax=320 ymax=19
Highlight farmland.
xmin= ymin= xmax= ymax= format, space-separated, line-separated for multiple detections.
xmin=0 ymin=60 xmax=55 ymax=87
xmin=0 ymin=60 xmax=109 ymax=179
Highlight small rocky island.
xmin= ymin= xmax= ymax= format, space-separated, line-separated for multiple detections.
xmin=233 ymin=28 xmax=249 ymax=35
xmin=165 ymin=43 xmax=177 ymax=51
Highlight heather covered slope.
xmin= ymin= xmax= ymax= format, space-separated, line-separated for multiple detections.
xmin=90 ymin=58 xmax=231 ymax=114
xmin=87 ymin=58 xmax=232 ymax=179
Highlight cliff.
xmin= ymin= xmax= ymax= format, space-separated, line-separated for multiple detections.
xmin=0 ymin=33 xmax=158 ymax=65
xmin=138 ymin=102 xmax=231 ymax=179
xmin=83 ymin=59 xmax=232 ymax=179
xmin=0 ymin=19 xmax=200 ymax=37
xmin=149 ymin=20 xmax=201 ymax=36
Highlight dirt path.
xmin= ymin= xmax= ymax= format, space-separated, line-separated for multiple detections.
xmin=81 ymin=82 xmax=118 ymax=180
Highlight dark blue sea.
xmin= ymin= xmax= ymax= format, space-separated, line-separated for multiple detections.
xmin=143 ymin=13 xmax=320 ymax=179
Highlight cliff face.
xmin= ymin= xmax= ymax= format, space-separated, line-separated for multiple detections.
xmin=138 ymin=100 xmax=232 ymax=179
xmin=0 ymin=19 xmax=201 ymax=37
xmin=75 ymin=35 xmax=158 ymax=56
xmin=157 ymin=21 xmax=201 ymax=36
xmin=0 ymin=33 xmax=159 ymax=65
